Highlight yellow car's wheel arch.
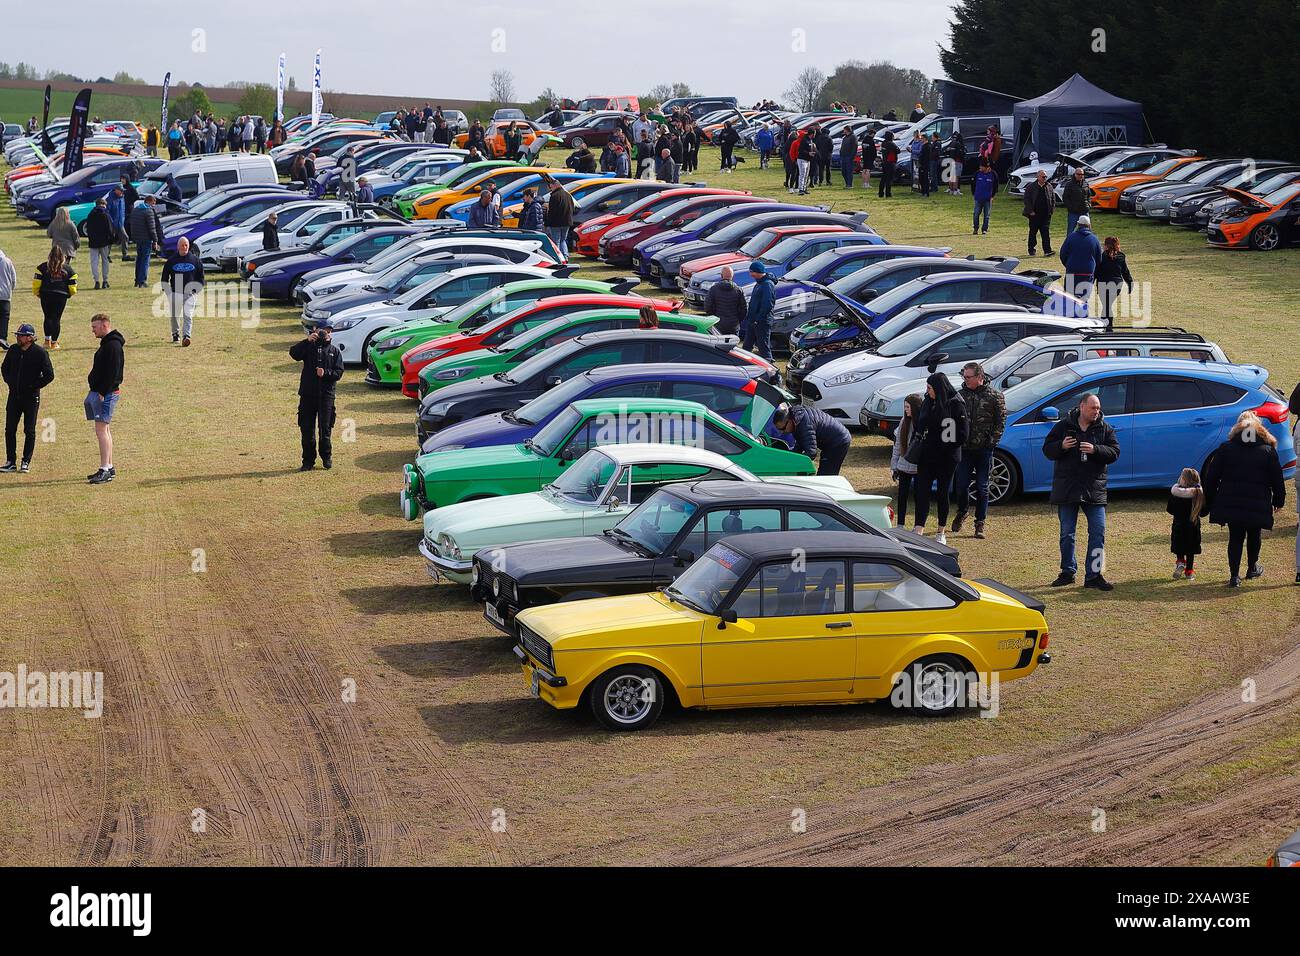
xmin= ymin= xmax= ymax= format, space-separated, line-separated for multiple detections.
xmin=577 ymin=651 xmax=694 ymax=713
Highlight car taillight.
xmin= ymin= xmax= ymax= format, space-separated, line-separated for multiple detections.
xmin=887 ymin=505 xmax=896 ymax=526
xmin=1253 ymin=401 xmax=1289 ymax=424
xmin=1038 ymin=632 xmax=1050 ymax=649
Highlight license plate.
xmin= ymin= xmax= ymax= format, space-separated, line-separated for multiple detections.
xmin=485 ymin=601 xmax=504 ymax=626
xmin=529 ymin=669 xmax=540 ymax=698
xmin=650 ymin=264 xmax=661 ymax=275
xmin=801 ymin=393 xmax=814 ymax=407
xmin=425 ymin=561 xmax=441 ymax=582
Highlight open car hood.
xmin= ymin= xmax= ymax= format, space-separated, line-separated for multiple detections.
xmin=797 ymin=282 xmax=876 ymax=330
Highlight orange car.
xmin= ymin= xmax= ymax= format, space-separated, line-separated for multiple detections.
xmin=1087 ymin=155 xmax=1203 ymax=209
xmin=455 ymin=120 xmax=551 ymax=159
xmin=1206 ymin=182 xmax=1300 ymax=251
xmin=411 ymin=165 xmax=571 ymax=220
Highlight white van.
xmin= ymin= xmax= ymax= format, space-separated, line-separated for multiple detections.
xmin=137 ymin=153 xmax=278 ymax=202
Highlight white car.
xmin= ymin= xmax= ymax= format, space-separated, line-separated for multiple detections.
xmin=801 ymin=313 xmax=1104 ymax=422
xmin=1005 ymin=146 xmax=1142 ymax=196
xmin=297 ymin=236 xmax=552 ymax=303
xmin=199 ymin=200 xmax=352 ymax=270
xmin=316 ymin=264 xmax=557 ymax=363
xmin=215 ymin=202 xmax=363 ymax=270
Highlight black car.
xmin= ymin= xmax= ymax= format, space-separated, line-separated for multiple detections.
xmin=472 ymin=480 xmax=961 ymax=636
xmin=416 ymin=327 xmax=777 ymax=439
xmin=1187 ymin=168 xmax=1300 ymax=230
xmin=1164 ymin=162 xmax=1299 ymax=226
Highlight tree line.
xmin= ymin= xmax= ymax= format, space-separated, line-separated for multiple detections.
xmin=940 ymin=0 xmax=1300 ymax=158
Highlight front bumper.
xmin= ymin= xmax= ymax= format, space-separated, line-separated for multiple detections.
xmin=417 ymin=538 xmax=472 ymax=583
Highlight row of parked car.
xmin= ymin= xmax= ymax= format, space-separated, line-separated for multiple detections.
xmin=1008 ymin=145 xmax=1300 ymax=251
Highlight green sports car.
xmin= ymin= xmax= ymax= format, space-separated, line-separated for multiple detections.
xmin=400 ymin=396 xmax=813 ymax=517
xmin=416 ymin=307 xmax=717 ymax=398
xmin=390 ymin=160 xmax=515 ymax=218
xmin=364 ymin=276 xmax=643 ymax=387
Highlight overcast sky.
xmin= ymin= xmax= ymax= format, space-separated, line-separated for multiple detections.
xmin=7 ymin=0 xmax=959 ymax=103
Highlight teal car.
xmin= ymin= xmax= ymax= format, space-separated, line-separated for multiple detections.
xmin=400 ymin=396 xmax=813 ymax=518
xmin=419 ymin=442 xmax=890 ymax=582
xmin=416 ymin=307 xmax=717 ymax=397
xmin=364 ymin=276 xmax=645 ymax=387
xmin=70 ymin=182 xmax=142 ymax=232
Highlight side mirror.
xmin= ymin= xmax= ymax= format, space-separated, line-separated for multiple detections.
xmin=859 ymin=288 xmax=879 ymax=302
xmin=925 ymin=352 xmax=949 ymax=373
xmin=1042 ymin=405 xmax=1060 ymax=422
xmin=545 ymin=375 xmax=562 ymax=389
xmin=717 ymin=607 xmax=738 ymax=629
xmin=606 ymin=496 xmax=621 ymax=512
xmin=674 ymin=549 xmax=696 ymax=567
xmin=1004 ymin=374 xmax=1022 ymax=387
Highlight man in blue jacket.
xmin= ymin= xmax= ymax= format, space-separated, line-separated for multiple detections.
xmin=743 ymin=260 xmax=777 ymax=360
xmin=1059 ymin=215 xmax=1103 ymax=304
xmin=972 ymin=158 xmax=997 ymax=235
xmin=774 ymin=402 xmax=852 ymax=476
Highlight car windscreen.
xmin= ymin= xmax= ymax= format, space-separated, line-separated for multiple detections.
xmin=506 ymin=336 xmax=587 ymax=385
xmin=1004 ymin=365 xmax=1083 ymax=413
xmin=614 ymin=489 xmax=699 ymax=555
xmin=530 ymin=405 xmax=583 ymax=456
xmin=709 ymin=216 xmax=782 ymax=246
xmin=512 ymin=372 xmax=597 ymax=425
xmin=644 ymin=197 xmax=711 ymax=224
xmin=1189 ymin=163 xmax=1241 ymax=185
xmin=982 ymin=340 xmax=1037 ymax=380
xmin=665 ymin=543 xmax=747 ymax=614
xmin=826 ymin=258 xmax=920 ymax=296
xmin=550 ymin=449 xmax=618 ymax=503
xmin=739 ymin=230 xmax=780 ymax=257
xmin=1141 ymin=158 xmax=1184 ymax=178
xmin=1263 ymin=183 xmax=1300 ymax=206
xmin=854 ymin=277 xmax=935 ymax=317
xmin=575 ymin=184 xmax=631 ymax=210
xmin=876 ymin=320 xmax=958 ymax=358
xmin=761 ymin=235 xmax=820 ymax=264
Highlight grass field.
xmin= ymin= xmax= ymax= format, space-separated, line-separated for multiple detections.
xmin=0 ymin=144 xmax=1296 ymax=866
xmin=0 ymin=88 xmax=242 ymax=127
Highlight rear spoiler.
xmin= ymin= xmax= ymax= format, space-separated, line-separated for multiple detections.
xmin=1017 ymin=268 xmax=1062 ymax=287
xmin=844 ymin=210 xmax=870 ymax=224
xmin=551 ymin=265 xmax=580 ymax=278
xmin=606 ymin=278 xmax=641 ymax=294
xmin=963 ymin=255 xmax=1019 ymax=272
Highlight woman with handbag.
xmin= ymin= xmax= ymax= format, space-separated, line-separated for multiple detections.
xmin=912 ymin=373 xmax=968 ymax=544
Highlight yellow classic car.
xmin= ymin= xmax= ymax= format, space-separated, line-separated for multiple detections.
xmin=514 ymin=531 xmax=1050 ymax=730
xmin=501 ymin=176 xmax=642 ymax=227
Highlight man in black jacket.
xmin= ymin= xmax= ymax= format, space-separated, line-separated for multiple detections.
xmin=1023 ymin=169 xmax=1057 ymax=256
xmin=543 ymin=178 xmax=575 ymax=262
xmin=702 ymin=265 xmax=747 ymax=336
xmin=161 ymin=236 xmax=205 ymax=346
xmin=86 ymin=313 xmax=125 ymax=484
xmin=262 ymin=212 xmax=280 ymax=251
xmin=774 ymin=402 xmax=852 ymax=476
xmin=716 ymin=121 xmax=739 ymax=173
xmin=0 ymin=323 xmax=54 ymax=473
xmin=128 ymin=196 xmax=162 ymax=287
xmin=1042 ymin=392 xmax=1120 ymax=589
xmin=290 ymin=322 xmax=345 ymax=470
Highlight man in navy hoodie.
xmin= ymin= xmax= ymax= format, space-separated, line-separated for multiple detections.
xmin=972 ymin=158 xmax=998 ymax=235
xmin=1059 ymin=215 xmax=1103 ymax=304
xmin=743 ymin=260 xmax=777 ymax=360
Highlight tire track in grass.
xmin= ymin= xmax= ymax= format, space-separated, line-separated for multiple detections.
xmin=690 ymin=637 xmax=1300 ymax=865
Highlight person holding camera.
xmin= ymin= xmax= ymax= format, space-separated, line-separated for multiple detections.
xmin=1043 ymin=392 xmax=1120 ymax=590
xmin=290 ymin=322 xmax=344 ymax=471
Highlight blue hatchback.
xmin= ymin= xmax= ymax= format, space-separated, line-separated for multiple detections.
xmin=988 ymin=358 xmax=1297 ymax=504
xmin=420 ymin=363 xmax=785 ymax=454
xmin=681 ymin=231 xmax=887 ymax=306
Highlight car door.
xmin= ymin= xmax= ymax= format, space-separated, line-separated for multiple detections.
xmin=848 ymin=560 xmax=969 ymax=700
xmin=1130 ymin=374 xmax=1240 ymax=484
xmin=1016 ymin=375 xmax=1133 ymax=492
xmin=702 ymin=557 xmax=857 ymax=702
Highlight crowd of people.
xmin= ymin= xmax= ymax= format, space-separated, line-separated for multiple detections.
xmin=156 ymin=111 xmax=287 ymax=160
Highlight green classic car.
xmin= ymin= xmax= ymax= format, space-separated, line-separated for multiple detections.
xmin=390 ymin=160 xmax=515 ymax=218
xmin=416 ymin=308 xmax=717 ymax=397
xmin=400 ymin=396 xmax=814 ymax=518
xmin=419 ymin=443 xmax=889 ymax=582
xmin=365 ymin=276 xmax=640 ymax=387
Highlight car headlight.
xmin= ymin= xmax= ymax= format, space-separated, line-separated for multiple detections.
xmin=30 ymin=188 xmax=57 ymax=199
xmin=1095 ymin=186 xmax=1118 ymax=193
xmin=492 ymin=577 xmax=501 ymax=598
xmin=435 ymin=366 xmax=474 ymax=380
xmin=580 ymin=224 xmax=603 ymax=234
xmin=419 ymin=348 xmax=451 ymax=363
xmin=643 ymin=241 xmax=668 ymax=253
xmin=427 ymin=402 xmax=451 ymax=417
xmin=1148 ymin=192 xmax=1174 ymax=201
xmin=259 ymin=267 xmax=284 ymax=278
xmin=317 ymin=284 xmax=344 ymax=296
xmin=470 ymin=563 xmax=480 ymax=586
xmin=330 ymin=317 xmax=360 ymax=330
xmin=437 ymin=534 xmax=461 ymax=559
xmin=376 ymin=335 xmax=412 ymax=351
xmin=825 ymin=368 xmax=877 ymax=387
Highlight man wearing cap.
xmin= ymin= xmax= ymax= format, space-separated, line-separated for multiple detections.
xmin=743 ymin=260 xmax=777 ymax=361
xmin=356 ymin=176 xmax=375 ymax=205
xmin=773 ymin=402 xmax=852 ymax=476
xmin=0 ymin=323 xmax=55 ymax=473
xmin=290 ymin=322 xmax=344 ymax=471
xmin=1059 ymin=214 xmax=1103 ymax=305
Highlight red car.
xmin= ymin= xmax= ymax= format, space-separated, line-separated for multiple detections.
xmin=598 ymin=194 xmax=775 ymax=266
xmin=574 ymin=187 xmax=748 ymax=258
xmin=398 ymin=292 xmax=682 ymax=397
xmin=678 ymin=224 xmax=853 ymax=282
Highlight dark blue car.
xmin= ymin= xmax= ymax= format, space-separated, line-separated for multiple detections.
xmin=420 ymin=363 xmax=783 ymax=453
xmin=162 ymin=190 xmax=293 ymax=256
xmin=252 ymin=225 xmax=428 ymax=300
xmin=21 ymin=158 xmax=165 ymax=225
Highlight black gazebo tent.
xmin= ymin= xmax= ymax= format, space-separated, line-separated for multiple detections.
xmin=1012 ymin=74 xmax=1145 ymax=164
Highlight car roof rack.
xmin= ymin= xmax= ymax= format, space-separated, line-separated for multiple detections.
xmin=1079 ymin=327 xmax=1205 ymax=342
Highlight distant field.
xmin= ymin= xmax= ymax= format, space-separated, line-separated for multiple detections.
xmin=0 ymin=87 xmax=241 ymax=126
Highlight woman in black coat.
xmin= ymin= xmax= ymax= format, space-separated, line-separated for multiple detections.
xmin=1095 ymin=236 xmax=1134 ymax=328
xmin=912 ymin=371 xmax=968 ymax=544
xmin=1202 ymin=411 xmax=1286 ymax=586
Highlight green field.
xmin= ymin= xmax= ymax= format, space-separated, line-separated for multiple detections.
xmin=0 ymin=87 xmax=241 ymax=127
xmin=0 ymin=144 xmax=1296 ymax=866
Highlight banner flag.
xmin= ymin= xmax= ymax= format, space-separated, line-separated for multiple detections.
xmin=311 ymin=50 xmax=322 ymax=128
xmin=161 ymin=71 xmax=172 ymax=132
xmin=276 ymin=54 xmax=286 ymax=122
xmin=61 ymin=88 xmax=92 ymax=178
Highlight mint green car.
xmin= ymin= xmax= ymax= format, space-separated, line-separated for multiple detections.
xmin=416 ymin=308 xmax=717 ymax=398
xmin=419 ymin=443 xmax=890 ymax=582
xmin=400 ymin=396 xmax=813 ymax=518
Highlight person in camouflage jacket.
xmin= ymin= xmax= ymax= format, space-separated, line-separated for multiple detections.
xmin=952 ymin=361 xmax=1007 ymax=538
